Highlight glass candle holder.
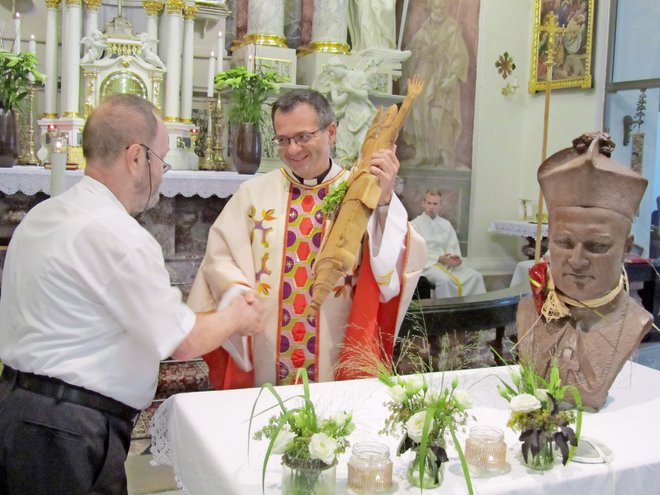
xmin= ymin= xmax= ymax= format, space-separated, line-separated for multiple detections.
xmin=464 ymin=426 xmax=507 ymax=475
xmin=347 ymin=441 xmax=393 ymax=493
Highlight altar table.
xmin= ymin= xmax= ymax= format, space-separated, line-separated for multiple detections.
xmin=150 ymin=362 xmax=660 ymax=495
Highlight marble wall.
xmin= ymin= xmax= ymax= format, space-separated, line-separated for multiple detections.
xmin=0 ymin=193 xmax=229 ymax=299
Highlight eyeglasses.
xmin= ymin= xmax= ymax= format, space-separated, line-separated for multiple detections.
xmin=271 ymin=126 xmax=328 ymax=148
xmin=138 ymin=144 xmax=172 ymax=173
xmin=126 ymin=143 xmax=172 ymax=173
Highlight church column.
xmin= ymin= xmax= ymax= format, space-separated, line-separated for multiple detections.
xmin=63 ymin=0 xmax=83 ymax=117
xmin=245 ymin=0 xmax=286 ymax=47
xmin=180 ymin=4 xmax=197 ymax=123
xmin=163 ymin=0 xmax=184 ymax=122
xmin=310 ymin=0 xmax=348 ymax=53
xmin=83 ymin=0 xmax=100 ymax=36
xmin=43 ymin=0 xmax=61 ymax=118
xmin=143 ymin=1 xmax=164 ymax=46
xmin=59 ymin=3 xmax=68 ymax=114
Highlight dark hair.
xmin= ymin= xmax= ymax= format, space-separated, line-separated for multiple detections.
xmin=82 ymin=94 xmax=158 ymax=166
xmin=270 ymin=89 xmax=335 ymax=129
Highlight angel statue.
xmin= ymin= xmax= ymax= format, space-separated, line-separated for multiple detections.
xmin=136 ymin=32 xmax=165 ymax=69
xmin=80 ymin=30 xmax=107 ymax=64
xmin=313 ymin=48 xmax=410 ymax=167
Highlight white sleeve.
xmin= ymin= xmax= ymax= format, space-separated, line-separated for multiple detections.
xmin=366 ymin=195 xmax=408 ymax=302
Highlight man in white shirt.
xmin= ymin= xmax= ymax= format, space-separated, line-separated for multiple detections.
xmin=411 ymin=188 xmax=486 ymax=298
xmin=0 ymin=94 xmax=262 ymax=495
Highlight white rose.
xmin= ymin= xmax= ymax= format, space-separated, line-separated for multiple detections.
xmin=534 ymin=389 xmax=551 ymax=405
xmin=403 ymin=375 xmax=425 ymax=396
xmin=271 ymin=425 xmax=296 ymax=454
xmin=424 ymin=389 xmax=441 ymax=405
xmin=333 ymin=411 xmax=348 ymax=425
xmin=453 ymin=389 xmax=473 ymax=409
xmin=406 ymin=410 xmax=433 ymax=443
xmin=510 ymin=393 xmax=542 ymax=413
xmin=388 ymin=384 xmax=408 ymax=403
xmin=308 ymin=432 xmax=338 ymax=465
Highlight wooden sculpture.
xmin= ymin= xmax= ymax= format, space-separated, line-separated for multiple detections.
xmin=308 ymin=77 xmax=424 ymax=312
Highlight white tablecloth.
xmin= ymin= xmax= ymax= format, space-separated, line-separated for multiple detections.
xmin=0 ymin=167 xmax=251 ymax=198
xmin=150 ymin=362 xmax=660 ymax=495
xmin=489 ymin=220 xmax=548 ymax=238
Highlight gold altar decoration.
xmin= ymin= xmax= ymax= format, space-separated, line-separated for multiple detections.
xmin=17 ymin=84 xmax=39 ymax=166
xmin=45 ymin=0 xmax=62 ymax=8
xmin=165 ymin=0 xmax=185 ymax=14
xmin=83 ymin=0 xmax=102 ymax=10
xmin=308 ymin=77 xmax=424 ymax=312
xmin=242 ymin=33 xmax=287 ymax=48
xmin=199 ymin=97 xmax=221 ymax=170
xmin=309 ymin=41 xmax=350 ymax=55
xmin=143 ymin=0 xmax=165 ymax=16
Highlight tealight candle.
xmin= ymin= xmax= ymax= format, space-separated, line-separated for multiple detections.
xmin=347 ymin=441 xmax=393 ymax=493
xmin=464 ymin=426 xmax=507 ymax=475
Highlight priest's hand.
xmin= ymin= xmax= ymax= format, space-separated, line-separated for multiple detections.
xmin=438 ymin=254 xmax=462 ymax=267
xmin=369 ymin=146 xmax=399 ymax=206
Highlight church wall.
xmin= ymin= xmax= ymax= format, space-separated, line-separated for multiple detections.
xmin=468 ymin=0 xmax=611 ymax=271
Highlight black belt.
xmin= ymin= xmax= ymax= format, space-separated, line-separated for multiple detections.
xmin=1 ymin=366 xmax=139 ymax=422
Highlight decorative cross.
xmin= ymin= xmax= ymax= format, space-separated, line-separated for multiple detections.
xmin=540 ymin=11 xmax=566 ymax=70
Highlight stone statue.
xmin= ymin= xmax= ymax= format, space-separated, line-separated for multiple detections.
xmin=401 ymin=0 xmax=468 ymax=168
xmin=136 ymin=32 xmax=165 ymax=69
xmin=313 ymin=49 xmax=410 ymax=166
xmin=80 ymin=30 xmax=107 ymax=64
xmin=516 ymin=132 xmax=652 ymax=411
xmin=347 ymin=0 xmax=396 ymax=53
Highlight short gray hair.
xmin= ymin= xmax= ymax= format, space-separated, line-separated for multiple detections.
xmin=83 ymin=94 xmax=158 ymax=166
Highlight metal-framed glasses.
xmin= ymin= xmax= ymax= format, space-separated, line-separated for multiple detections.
xmin=271 ymin=126 xmax=328 ymax=148
xmin=126 ymin=143 xmax=172 ymax=173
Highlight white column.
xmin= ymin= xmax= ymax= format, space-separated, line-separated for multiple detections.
xmin=180 ymin=4 xmax=197 ymax=123
xmin=311 ymin=0 xmax=348 ymax=46
xmin=44 ymin=0 xmax=60 ymax=117
xmin=164 ymin=0 xmax=184 ymax=121
xmin=59 ymin=2 xmax=68 ymax=113
xmin=83 ymin=0 xmax=101 ymax=36
xmin=63 ymin=0 xmax=83 ymax=117
xmin=143 ymin=1 xmax=164 ymax=47
xmin=246 ymin=0 xmax=285 ymax=46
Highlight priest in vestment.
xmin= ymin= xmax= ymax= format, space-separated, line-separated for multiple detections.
xmin=188 ymin=89 xmax=426 ymax=389
xmin=411 ymin=188 xmax=485 ymax=298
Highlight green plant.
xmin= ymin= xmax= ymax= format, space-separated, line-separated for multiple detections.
xmin=215 ymin=66 xmax=281 ymax=126
xmin=249 ymin=368 xmax=354 ymax=493
xmin=378 ymin=373 xmax=474 ymax=493
xmin=0 ymin=50 xmax=45 ymax=111
xmin=497 ymin=360 xmax=582 ymax=466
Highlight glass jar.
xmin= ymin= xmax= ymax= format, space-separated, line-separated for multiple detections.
xmin=347 ymin=441 xmax=393 ymax=494
xmin=464 ymin=426 xmax=507 ymax=475
xmin=281 ymin=455 xmax=336 ymax=495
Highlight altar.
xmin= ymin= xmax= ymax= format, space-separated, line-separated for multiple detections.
xmin=150 ymin=362 xmax=660 ymax=495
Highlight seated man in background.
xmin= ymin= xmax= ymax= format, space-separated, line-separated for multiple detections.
xmin=411 ymin=188 xmax=486 ymax=298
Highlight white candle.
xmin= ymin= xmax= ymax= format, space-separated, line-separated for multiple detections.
xmin=207 ymin=51 xmax=216 ymax=97
xmin=13 ymin=13 xmax=21 ymax=54
xmin=28 ymin=34 xmax=36 ymax=54
xmin=217 ymin=30 xmax=224 ymax=59
xmin=50 ymin=139 xmax=67 ymax=197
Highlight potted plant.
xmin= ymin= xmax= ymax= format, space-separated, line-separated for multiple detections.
xmin=0 ymin=50 xmax=45 ymax=167
xmin=215 ymin=65 xmax=281 ymax=174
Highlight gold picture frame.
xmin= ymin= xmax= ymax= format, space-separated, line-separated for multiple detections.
xmin=529 ymin=0 xmax=595 ymax=93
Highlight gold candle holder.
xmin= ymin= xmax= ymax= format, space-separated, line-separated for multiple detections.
xmin=464 ymin=426 xmax=508 ymax=476
xmin=17 ymin=84 xmax=40 ymax=166
xmin=199 ymin=97 xmax=222 ymax=170
xmin=212 ymin=93 xmax=229 ymax=170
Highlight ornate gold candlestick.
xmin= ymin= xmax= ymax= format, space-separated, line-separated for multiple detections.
xmin=212 ymin=93 xmax=229 ymax=170
xmin=199 ymin=96 xmax=222 ymax=170
xmin=17 ymin=84 xmax=40 ymax=166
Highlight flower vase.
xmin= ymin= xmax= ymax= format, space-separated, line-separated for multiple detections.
xmin=406 ymin=443 xmax=446 ymax=489
xmin=232 ymin=122 xmax=262 ymax=174
xmin=522 ymin=441 xmax=556 ymax=470
xmin=281 ymin=455 xmax=336 ymax=495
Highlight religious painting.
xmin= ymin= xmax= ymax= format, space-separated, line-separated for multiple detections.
xmin=529 ymin=0 xmax=595 ymax=92
xmin=396 ymin=0 xmax=479 ymax=172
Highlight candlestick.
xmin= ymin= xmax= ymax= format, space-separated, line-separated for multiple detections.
xmin=28 ymin=34 xmax=36 ymax=54
xmin=17 ymin=84 xmax=39 ymax=166
xmin=217 ymin=30 xmax=224 ymax=59
xmin=199 ymin=97 xmax=221 ymax=170
xmin=14 ymin=13 xmax=21 ymax=54
xmin=207 ymin=51 xmax=216 ymax=98
xmin=50 ymin=137 xmax=67 ymax=196
xmin=212 ymin=94 xmax=229 ymax=170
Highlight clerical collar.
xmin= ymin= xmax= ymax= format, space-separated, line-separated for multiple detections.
xmin=291 ymin=160 xmax=333 ymax=186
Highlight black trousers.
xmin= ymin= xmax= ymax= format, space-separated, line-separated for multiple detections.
xmin=0 ymin=372 xmax=134 ymax=495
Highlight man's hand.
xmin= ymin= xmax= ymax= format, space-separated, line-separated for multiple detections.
xmin=369 ymin=146 xmax=399 ymax=206
xmin=227 ymin=291 xmax=263 ymax=337
xmin=438 ymin=254 xmax=462 ymax=267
